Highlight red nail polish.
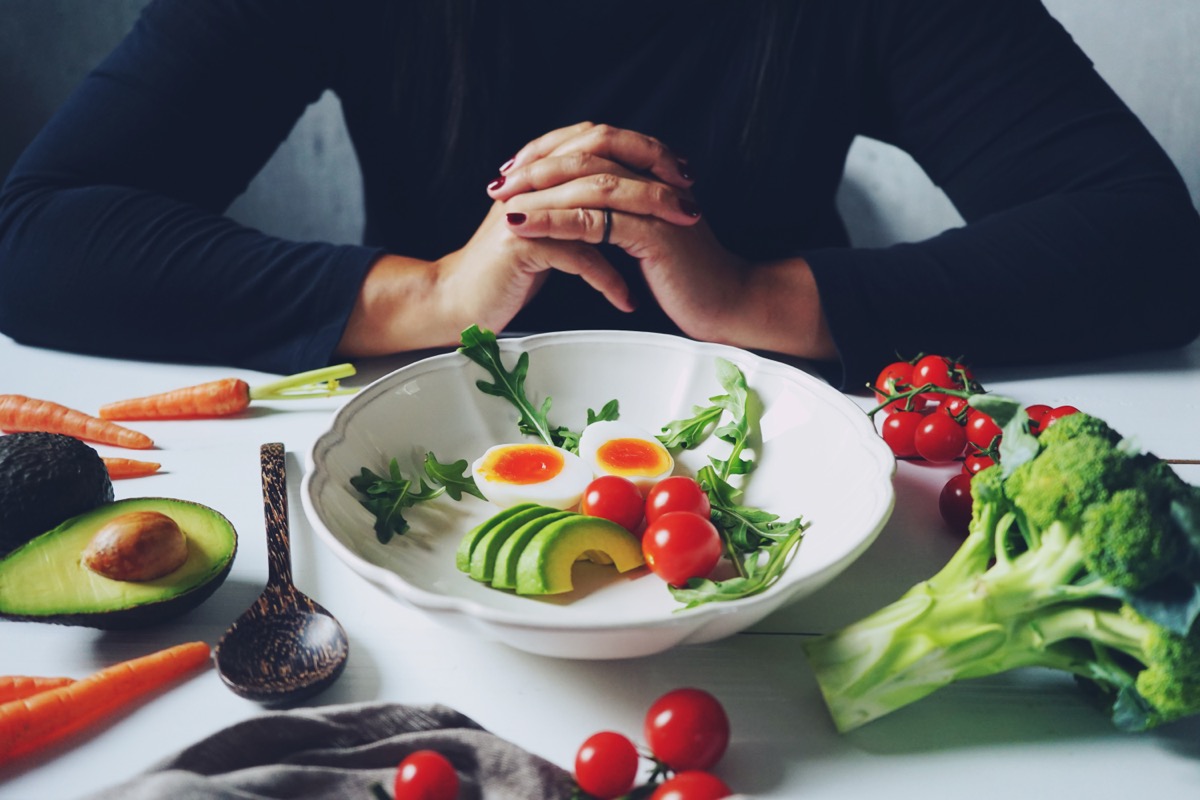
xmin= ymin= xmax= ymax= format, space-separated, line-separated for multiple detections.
xmin=488 ymin=175 xmax=506 ymax=192
xmin=506 ymin=212 xmax=527 ymax=225
xmin=499 ymin=156 xmax=515 ymax=173
xmin=679 ymin=197 xmax=701 ymax=218
xmin=677 ymin=158 xmax=693 ymax=181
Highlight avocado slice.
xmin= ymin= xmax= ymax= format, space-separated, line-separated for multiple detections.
xmin=467 ymin=505 xmax=562 ymax=584
xmin=0 ymin=432 xmax=113 ymax=555
xmin=516 ymin=515 xmax=645 ymax=595
xmin=490 ymin=509 xmax=577 ymax=591
xmin=455 ymin=502 xmax=539 ymax=573
xmin=0 ymin=497 xmax=237 ymax=628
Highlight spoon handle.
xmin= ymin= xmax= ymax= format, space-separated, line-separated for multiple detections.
xmin=260 ymin=442 xmax=294 ymax=592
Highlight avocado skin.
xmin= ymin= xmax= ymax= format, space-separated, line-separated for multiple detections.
xmin=0 ymin=432 xmax=114 ymax=554
xmin=0 ymin=497 xmax=238 ymax=629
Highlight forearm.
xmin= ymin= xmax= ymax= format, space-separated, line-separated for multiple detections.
xmin=0 ymin=184 xmax=377 ymax=373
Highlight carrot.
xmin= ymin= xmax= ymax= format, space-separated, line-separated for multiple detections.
xmin=98 ymin=363 xmax=358 ymax=421
xmin=0 ymin=641 xmax=211 ymax=763
xmin=102 ymin=457 xmax=162 ymax=479
xmin=0 ymin=395 xmax=153 ymax=449
xmin=0 ymin=677 xmax=75 ymax=705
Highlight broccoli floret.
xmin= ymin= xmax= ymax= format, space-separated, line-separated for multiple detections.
xmin=1082 ymin=488 xmax=1184 ymax=590
xmin=804 ymin=404 xmax=1200 ymax=733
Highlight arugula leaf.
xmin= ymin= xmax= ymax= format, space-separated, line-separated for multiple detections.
xmin=422 ymin=453 xmax=486 ymax=501
xmin=707 ymin=358 xmax=756 ymax=479
xmin=350 ymin=453 xmax=482 ymax=543
xmin=458 ymin=325 xmax=618 ymax=451
xmin=535 ymin=399 xmax=621 ymax=454
xmin=658 ymin=403 xmax=724 ymax=450
xmin=459 ymin=325 xmax=557 ymax=446
xmin=657 ymin=359 xmax=811 ymax=608
xmin=669 ymin=523 xmax=807 ymax=609
xmin=657 ymin=358 xmax=755 ymax=481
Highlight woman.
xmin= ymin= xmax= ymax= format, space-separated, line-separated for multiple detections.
xmin=1 ymin=0 xmax=1197 ymax=389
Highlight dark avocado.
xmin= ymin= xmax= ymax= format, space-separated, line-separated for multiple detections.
xmin=0 ymin=497 xmax=237 ymax=628
xmin=0 ymin=432 xmax=114 ymax=554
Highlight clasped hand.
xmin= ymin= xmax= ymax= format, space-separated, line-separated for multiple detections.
xmin=447 ymin=121 xmax=752 ymax=344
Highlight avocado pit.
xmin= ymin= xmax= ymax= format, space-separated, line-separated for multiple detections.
xmin=82 ymin=510 xmax=189 ymax=582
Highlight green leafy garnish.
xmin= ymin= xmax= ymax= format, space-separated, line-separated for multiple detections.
xmin=659 ymin=358 xmax=811 ymax=608
xmin=350 ymin=453 xmax=484 ymax=543
xmin=538 ymin=399 xmax=621 ymax=454
xmin=458 ymin=325 xmax=617 ymax=452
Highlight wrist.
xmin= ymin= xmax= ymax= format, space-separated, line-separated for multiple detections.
xmin=716 ymin=257 xmax=836 ymax=361
xmin=335 ymin=254 xmax=460 ymax=357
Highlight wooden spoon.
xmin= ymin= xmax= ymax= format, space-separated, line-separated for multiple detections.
xmin=214 ymin=442 xmax=349 ymax=705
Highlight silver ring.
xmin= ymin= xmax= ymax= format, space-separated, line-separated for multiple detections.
xmin=600 ymin=208 xmax=613 ymax=246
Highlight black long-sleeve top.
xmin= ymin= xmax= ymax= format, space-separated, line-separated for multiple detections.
xmin=1 ymin=0 xmax=1197 ymax=389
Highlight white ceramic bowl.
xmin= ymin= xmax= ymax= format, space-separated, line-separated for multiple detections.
xmin=301 ymin=331 xmax=894 ymax=659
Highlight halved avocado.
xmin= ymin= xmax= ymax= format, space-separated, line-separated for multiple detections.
xmin=0 ymin=497 xmax=237 ymax=628
xmin=455 ymin=502 xmax=539 ymax=573
xmin=468 ymin=505 xmax=562 ymax=583
xmin=490 ymin=509 xmax=576 ymax=591
xmin=516 ymin=515 xmax=645 ymax=595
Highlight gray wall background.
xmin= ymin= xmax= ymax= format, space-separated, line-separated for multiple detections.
xmin=3 ymin=0 xmax=1198 ymax=249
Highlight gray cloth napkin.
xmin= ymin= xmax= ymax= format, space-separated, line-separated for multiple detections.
xmin=84 ymin=702 xmax=575 ymax=800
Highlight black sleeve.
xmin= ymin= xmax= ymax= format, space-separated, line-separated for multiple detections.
xmin=806 ymin=0 xmax=1200 ymax=389
xmin=0 ymin=0 xmax=382 ymax=373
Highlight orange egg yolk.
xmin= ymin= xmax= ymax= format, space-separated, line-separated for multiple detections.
xmin=596 ymin=438 xmax=670 ymax=477
xmin=480 ymin=445 xmax=564 ymax=485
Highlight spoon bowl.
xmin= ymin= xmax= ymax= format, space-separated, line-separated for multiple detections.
xmin=214 ymin=442 xmax=349 ymax=705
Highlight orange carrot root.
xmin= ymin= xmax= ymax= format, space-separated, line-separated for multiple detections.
xmin=0 ymin=394 xmax=153 ymax=449
xmin=0 ymin=641 xmax=211 ymax=763
xmin=102 ymin=457 xmax=162 ymax=479
xmin=0 ymin=677 xmax=75 ymax=705
xmin=98 ymin=377 xmax=251 ymax=420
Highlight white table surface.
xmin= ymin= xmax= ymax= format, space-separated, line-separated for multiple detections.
xmin=1 ymin=333 xmax=1198 ymax=799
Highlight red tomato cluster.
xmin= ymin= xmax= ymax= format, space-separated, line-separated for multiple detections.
xmin=871 ymin=355 xmax=1080 ymax=535
xmin=574 ymin=688 xmax=733 ymax=800
xmin=581 ymin=474 xmax=721 ymax=587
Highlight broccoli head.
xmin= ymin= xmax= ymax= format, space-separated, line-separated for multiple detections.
xmin=804 ymin=400 xmax=1200 ymax=733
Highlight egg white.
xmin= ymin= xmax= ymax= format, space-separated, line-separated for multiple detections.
xmin=471 ymin=443 xmax=592 ymax=510
xmin=577 ymin=420 xmax=675 ymax=492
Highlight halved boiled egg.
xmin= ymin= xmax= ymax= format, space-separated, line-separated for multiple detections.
xmin=577 ymin=420 xmax=674 ymax=493
xmin=471 ymin=443 xmax=592 ymax=510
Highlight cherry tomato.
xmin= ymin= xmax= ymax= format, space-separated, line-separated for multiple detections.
xmin=940 ymin=396 xmax=970 ymax=420
xmin=880 ymin=409 xmax=923 ymax=458
xmin=642 ymin=512 xmax=723 ymax=586
xmin=650 ymin=771 xmax=733 ymax=800
xmin=911 ymin=354 xmax=958 ymax=400
xmin=645 ymin=476 xmax=711 ymax=524
xmin=939 ymin=473 xmax=974 ymax=537
xmin=393 ymin=750 xmax=459 ymax=800
xmin=873 ymin=360 xmax=925 ymax=412
xmin=913 ymin=412 xmax=967 ymax=463
xmin=964 ymin=409 xmax=1002 ymax=451
xmin=581 ymin=475 xmax=645 ymax=533
xmin=574 ymin=731 xmax=640 ymax=800
xmin=962 ymin=449 xmax=996 ymax=476
xmin=1025 ymin=403 xmax=1052 ymax=434
xmin=1039 ymin=405 xmax=1080 ymax=432
xmin=644 ymin=688 xmax=730 ymax=772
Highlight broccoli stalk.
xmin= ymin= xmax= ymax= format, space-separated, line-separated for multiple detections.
xmin=803 ymin=400 xmax=1200 ymax=733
